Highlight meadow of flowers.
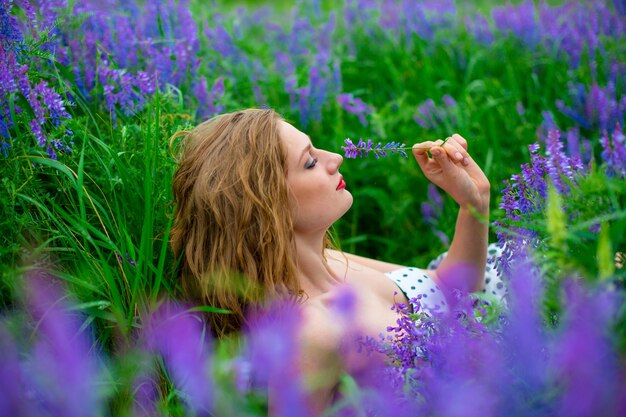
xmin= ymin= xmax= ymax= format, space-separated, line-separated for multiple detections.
xmin=1 ymin=0 xmax=626 ymax=416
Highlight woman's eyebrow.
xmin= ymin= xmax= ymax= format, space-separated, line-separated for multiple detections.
xmin=299 ymin=143 xmax=312 ymax=163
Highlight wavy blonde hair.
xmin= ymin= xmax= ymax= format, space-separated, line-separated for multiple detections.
xmin=170 ymin=109 xmax=303 ymax=337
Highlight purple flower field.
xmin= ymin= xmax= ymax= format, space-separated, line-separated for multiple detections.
xmin=1 ymin=0 xmax=626 ymax=416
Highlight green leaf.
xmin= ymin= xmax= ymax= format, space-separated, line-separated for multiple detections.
xmin=546 ymin=184 xmax=567 ymax=251
xmin=597 ymin=222 xmax=614 ymax=280
xmin=187 ymin=305 xmax=233 ymax=315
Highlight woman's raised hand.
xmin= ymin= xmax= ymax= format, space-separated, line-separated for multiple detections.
xmin=412 ymin=134 xmax=490 ymax=211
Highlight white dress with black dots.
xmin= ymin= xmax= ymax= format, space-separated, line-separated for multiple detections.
xmin=385 ymin=267 xmax=448 ymax=313
xmin=385 ymin=243 xmax=507 ymax=314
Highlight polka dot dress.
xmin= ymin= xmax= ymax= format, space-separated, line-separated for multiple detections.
xmin=385 ymin=243 xmax=507 ymax=314
xmin=386 ymin=268 xmax=448 ymax=314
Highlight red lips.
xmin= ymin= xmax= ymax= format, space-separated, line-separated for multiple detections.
xmin=337 ymin=177 xmax=346 ymax=190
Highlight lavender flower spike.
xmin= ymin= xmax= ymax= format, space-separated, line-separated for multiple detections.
xmin=342 ymin=136 xmax=452 ymax=159
xmin=342 ymin=138 xmax=409 ymax=159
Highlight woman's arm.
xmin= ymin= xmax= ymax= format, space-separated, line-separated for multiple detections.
xmin=434 ymin=198 xmax=489 ymax=292
xmin=328 ymin=132 xmax=490 ymax=291
xmin=412 ymin=134 xmax=491 ymax=293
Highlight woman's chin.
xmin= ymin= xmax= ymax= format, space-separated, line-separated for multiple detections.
xmin=338 ymin=194 xmax=354 ymax=217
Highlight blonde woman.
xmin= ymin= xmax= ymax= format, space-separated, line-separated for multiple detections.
xmin=170 ymin=108 xmax=504 ymax=413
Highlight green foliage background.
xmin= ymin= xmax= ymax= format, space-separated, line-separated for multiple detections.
xmin=1 ymin=0 xmax=625 ymax=363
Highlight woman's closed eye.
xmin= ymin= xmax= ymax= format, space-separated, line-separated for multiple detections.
xmin=305 ymin=157 xmax=318 ymax=169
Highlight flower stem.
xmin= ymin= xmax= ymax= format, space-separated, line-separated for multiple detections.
xmin=342 ymin=137 xmax=451 ymax=159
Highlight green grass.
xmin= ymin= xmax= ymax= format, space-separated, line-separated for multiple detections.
xmin=1 ymin=1 xmax=625 ymax=415
xmin=1 ymin=0 xmax=623 ymax=353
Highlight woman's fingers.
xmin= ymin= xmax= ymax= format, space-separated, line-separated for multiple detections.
xmin=412 ymin=141 xmax=436 ymax=169
xmin=450 ymin=133 xmax=468 ymax=151
xmin=414 ymin=135 xmax=473 ymax=171
xmin=448 ymin=134 xmax=486 ymax=175
xmin=430 ymin=145 xmax=453 ymax=170
xmin=442 ymin=136 xmax=470 ymax=166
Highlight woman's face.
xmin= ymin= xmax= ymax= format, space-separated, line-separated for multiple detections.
xmin=279 ymin=121 xmax=353 ymax=234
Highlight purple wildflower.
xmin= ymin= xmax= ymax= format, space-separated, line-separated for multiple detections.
xmin=368 ymin=251 xmax=626 ymax=416
xmin=337 ymin=93 xmax=373 ymax=126
xmin=132 ymin=372 xmax=159 ymax=417
xmin=489 ymin=2 xmax=626 ymax=67
xmin=421 ymin=184 xmax=449 ymax=247
xmin=421 ymin=200 xmax=436 ymax=224
xmin=194 ymin=76 xmax=225 ymax=119
xmin=205 ymin=24 xmax=241 ymax=62
xmin=125 ymin=252 xmax=136 ymax=267
xmin=501 ymin=256 xmax=549 ymax=407
xmin=0 ymin=322 xmax=38 ymax=416
xmin=397 ymin=0 xmax=457 ymax=43
xmin=0 ymin=0 xmax=23 ymax=51
xmin=414 ymin=98 xmax=437 ymax=129
xmin=287 ymin=14 xmax=315 ymax=58
xmin=343 ymin=0 xmax=456 ymax=47
xmin=464 ymin=13 xmax=493 ymax=45
xmin=244 ymin=301 xmax=311 ymax=417
xmin=379 ymin=0 xmax=400 ymax=30
xmin=552 ymin=281 xmax=624 ymax=416
xmin=564 ymin=127 xmax=582 ymax=163
xmin=536 ymin=111 xmax=557 ymax=141
xmin=557 ymin=82 xmax=625 ymax=133
xmin=25 ymin=272 xmax=103 ymax=417
xmin=294 ymin=55 xmax=333 ymax=128
xmin=47 ymin=0 xmax=201 ymax=119
xmin=342 ymin=138 xmax=409 ymax=159
xmin=230 ymin=356 xmax=252 ymax=394
xmin=329 ymin=284 xmax=357 ymax=318
xmin=50 ymin=138 xmax=71 ymax=155
xmin=263 ymin=9 xmax=338 ymax=127
xmin=0 ymin=4 xmax=71 ymax=157
xmin=601 ymin=123 xmax=626 ymax=178
xmin=143 ymin=301 xmax=214 ymax=415
xmin=540 ymin=2 xmax=623 ymax=67
xmin=364 ymin=264 xmax=507 ymax=416
xmin=442 ymin=94 xmax=456 ymax=108
xmin=33 ymin=80 xmax=70 ymax=127
xmin=496 ymin=133 xmax=586 ymax=272
xmin=545 ymin=129 xmax=575 ymax=193
xmin=0 ymin=139 xmax=10 ymax=156
xmin=98 ymin=63 xmax=154 ymax=119
xmin=414 ymin=95 xmax=458 ymax=130
xmin=427 ymin=182 xmax=444 ymax=208
xmin=492 ymin=0 xmax=540 ymax=46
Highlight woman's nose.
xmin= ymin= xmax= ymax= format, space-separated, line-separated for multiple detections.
xmin=327 ymin=151 xmax=343 ymax=172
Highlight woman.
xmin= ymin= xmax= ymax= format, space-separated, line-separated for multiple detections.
xmin=170 ymin=108 xmax=502 ymax=413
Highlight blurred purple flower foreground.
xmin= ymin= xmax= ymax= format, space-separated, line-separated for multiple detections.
xmin=243 ymin=301 xmax=312 ymax=417
xmin=2 ymin=269 xmax=626 ymax=417
xmin=363 ymin=260 xmax=626 ymax=417
xmin=143 ymin=301 xmax=214 ymax=416
xmin=0 ymin=272 xmax=102 ymax=417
